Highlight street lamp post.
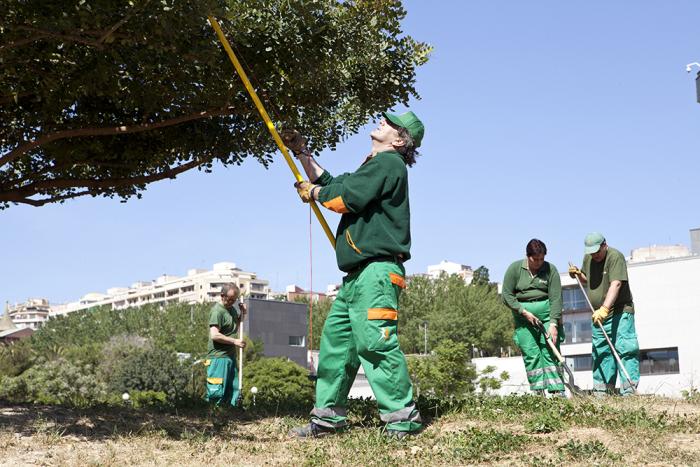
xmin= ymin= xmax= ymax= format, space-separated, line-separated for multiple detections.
xmin=687 ymin=62 xmax=700 ymax=103
xmin=422 ymin=321 xmax=428 ymax=355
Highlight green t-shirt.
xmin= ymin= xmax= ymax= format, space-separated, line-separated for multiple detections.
xmin=581 ymin=247 xmax=634 ymax=313
xmin=206 ymin=302 xmax=240 ymax=358
xmin=314 ymin=150 xmax=411 ymax=273
xmin=501 ymin=259 xmax=563 ymax=322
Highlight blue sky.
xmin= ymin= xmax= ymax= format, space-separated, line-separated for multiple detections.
xmin=2 ymin=1 xmax=699 ymax=309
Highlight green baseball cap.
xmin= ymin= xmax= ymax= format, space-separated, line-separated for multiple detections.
xmin=584 ymin=232 xmax=606 ymax=255
xmin=383 ymin=111 xmax=425 ymax=148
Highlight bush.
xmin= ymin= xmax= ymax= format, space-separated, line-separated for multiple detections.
xmin=98 ymin=334 xmax=153 ymax=381
xmin=0 ymin=357 xmax=107 ymax=407
xmin=242 ymin=357 xmax=314 ymax=413
xmin=108 ymin=347 xmax=189 ymax=405
xmin=408 ymin=339 xmax=477 ymax=399
xmin=0 ymin=340 xmax=34 ymax=377
xmin=129 ymin=390 xmax=169 ymax=409
xmin=0 ymin=375 xmax=28 ymax=403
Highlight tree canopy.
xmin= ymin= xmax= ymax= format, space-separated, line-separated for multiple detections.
xmin=0 ymin=0 xmax=429 ymax=208
xmin=398 ymin=274 xmax=514 ymax=356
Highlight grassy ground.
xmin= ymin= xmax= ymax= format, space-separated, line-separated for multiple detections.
xmin=1 ymin=395 xmax=699 ymax=466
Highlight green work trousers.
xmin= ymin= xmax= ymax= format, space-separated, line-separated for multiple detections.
xmin=205 ymin=356 xmax=239 ymax=407
xmin=592 ymin=311 xmax=639 ymax=395
xmin=513 ymin=299 xmax=565 ymax=392
xmin=311 ymin=261 xmax=421 ymax=433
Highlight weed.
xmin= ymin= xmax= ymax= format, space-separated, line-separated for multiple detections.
xmin=525 ymin=412 xmax=564 ymax=433
xmin=557 ymin=439 xmax=621 ymax=463
xmin=435 ymin=427 xmax=532 ymax=463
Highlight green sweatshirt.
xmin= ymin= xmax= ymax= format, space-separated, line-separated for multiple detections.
xmin=581 ymin=247 xmax=634 ymax=313
xmin=314 ymin=150 xmax=411 ymax=273
xmin=501 ymin=259 xmax=563 ymax=322
xmin=207 ymin=302 xmax=240 ymax=358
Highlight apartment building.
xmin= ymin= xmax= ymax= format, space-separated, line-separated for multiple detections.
xmin=427 ymin=260 xmax=474 ymax=284
xmin=52 ymin=262 xmax=272 ymax=316
xmin=5 ymin=298 xmax=51 ymax=330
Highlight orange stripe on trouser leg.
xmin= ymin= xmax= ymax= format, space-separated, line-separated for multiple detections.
xmin=322 ymin=196 xmax=349 ymax=214
xmin=389 ymin=273 xmax=405 ymax=288
xmin=367 ymin=308 xmax=398 ymax=320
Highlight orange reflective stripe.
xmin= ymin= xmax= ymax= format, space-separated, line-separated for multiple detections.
xmin=323 ymin=196 xmax=349 ymax=214
xmin=345 ymin=230 xmax=362 ymax=254
xmin=207 ymin=377 xmax=223 ymax=385
xmin=389 ymin=273 xmax=405 ymax=288
xmin=367 ymin=308 xmax=398 ymax=320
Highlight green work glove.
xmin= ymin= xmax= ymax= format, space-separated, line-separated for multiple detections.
xmin=294 ymin=181 xmax=316 ymax=203
xmin=568 ymin=265 xmax=582 ymax=278
xmin=591 ymin=305 xmax=610 ymax=325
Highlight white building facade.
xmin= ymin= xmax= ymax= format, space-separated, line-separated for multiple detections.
xmin=5 ymin=298 xmax=51 ymax=330
xmin=427 ymin=260 xmax=474 ymax=284
xmin=51 ymin=262 xmax=272 ymax=316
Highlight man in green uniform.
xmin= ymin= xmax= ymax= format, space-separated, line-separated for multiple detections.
xmin=569 ymin=232 xmax=639 ymax=395
xmin=205 ymin=283 xmax=247 ymax=406
xmin=285 ymin=111 xmax=424 ymax=438
xmin=502 ymin=239 xmax=565 ymax=395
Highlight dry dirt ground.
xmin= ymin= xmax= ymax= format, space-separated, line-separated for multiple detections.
xmin=1 ymin=397 xmax=699 ymax=466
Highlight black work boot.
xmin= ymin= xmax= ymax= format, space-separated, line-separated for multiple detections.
xmin=289 ymin=421 xmax=337 ymax=438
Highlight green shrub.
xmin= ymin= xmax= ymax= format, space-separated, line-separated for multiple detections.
xmin=244 ymin=336 xmax=265 ymax=363
xmin=408 ymin=339 xmax=477 ymax=398
xmin=98 ymin=335 xmax=153 ymax=381
xmin=242 ymin=357 xmax=314 ymax=413
xmin=0 ymin=340 xmax=34 ymax=377
xmin=0 ymin=358 xmax=107 ymax=407
xmin=0 ymin=374 xmax=28 ymax=403
xmin=108 ymin=347 xmax=189 ymax=404
xmin=130 ymin=390 xmax=169 ymax=409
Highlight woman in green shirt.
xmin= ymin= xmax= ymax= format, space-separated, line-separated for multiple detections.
xmin=502 ymin=239 xmax=565 ymax=395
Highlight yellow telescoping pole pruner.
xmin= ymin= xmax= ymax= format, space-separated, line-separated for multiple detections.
xmin=208 ymin=16 xmax=336 ymax=249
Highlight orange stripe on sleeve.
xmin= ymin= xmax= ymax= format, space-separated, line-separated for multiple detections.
xmin=389 ymin=273 xmax=406 ymax=289
xmin=367 ymin=308 xmax=398 ymax=320
xmin=322 ymin=196 xmax=350 ymax=214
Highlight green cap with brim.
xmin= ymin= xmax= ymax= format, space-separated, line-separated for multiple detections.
xmin=383 ymin=111 xmax=425 ymax=148
xmin=584 ymin=232 xmax=606 ymax=255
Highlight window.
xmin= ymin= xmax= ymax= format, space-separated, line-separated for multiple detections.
xmin=565 ymin=354 xmax=593 ymax=372
xmin=289 ymin=336 xmax=305 ymax=347
xmin=562 ymin=314 xmax=592 ymax=344
xmin=640 ymin=348 xmax=679 ymax=375
xmin=562 ymin=287 xmax=587 ymax=311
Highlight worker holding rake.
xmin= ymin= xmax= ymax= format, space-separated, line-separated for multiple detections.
xmin=569 ymin=233 xmax=640 ymax=396
xmin=285 ymin=111 xmax=424 ymax=439
xmin=502 ymin=239 xmax=566 ymax=396
xmin=204 ymin=283 xmax=247 ymax=407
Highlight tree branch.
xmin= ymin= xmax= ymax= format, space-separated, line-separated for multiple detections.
xmin=0 ymin=92 xmax=35 ymax=105
xmin=14 ymin=26 xmax=105 ymax=49
xmin=3 ymin=189 xmax=96 ymax=207
xmin=0 ymin=34 xmax=49 ymax=51
xmin=0 ymin=107 xmax=235 ymax=168
xmin=1 ymin=158 xmax=206 ymax=206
